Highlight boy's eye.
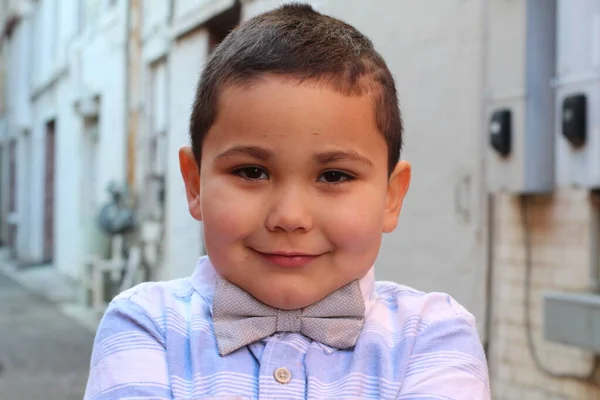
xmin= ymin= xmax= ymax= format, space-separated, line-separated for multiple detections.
xmin=234 ymin=166 xmax=269 ymax=181
xmin=317 ymin=170 xmax=353 ymax=184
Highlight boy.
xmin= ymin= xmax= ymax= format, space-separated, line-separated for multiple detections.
xmin=84 ymin=3 xmax=490 ymax=399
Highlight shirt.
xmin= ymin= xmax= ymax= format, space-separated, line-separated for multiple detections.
xmin=84 ymin=256 xmax=490 ymax=399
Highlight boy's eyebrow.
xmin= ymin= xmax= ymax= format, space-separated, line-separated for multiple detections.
xmin=313 ymin=150 xmax=374 ymax=166
xmin=215 ymin=145 xmax=274 ymax=161
xmin=215 ymin=146 xmax=373 ymax=167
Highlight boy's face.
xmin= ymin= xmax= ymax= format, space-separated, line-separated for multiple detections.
xmin=180 ymin=75 xmax=411 ymax=310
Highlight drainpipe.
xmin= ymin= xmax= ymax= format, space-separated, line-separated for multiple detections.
xmin=125 ymin=0 xmax=141 ymax=190
xmin=590 ymin=190 xmax=600 ymax=294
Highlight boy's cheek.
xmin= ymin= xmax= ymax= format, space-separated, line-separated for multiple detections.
xmin=323 ymin=205 xmax=383 ymax=252
xmin=201 ymin=190 xmax=262 ymax=236
xmin=203 ymin=203 xmax=254 ymax=234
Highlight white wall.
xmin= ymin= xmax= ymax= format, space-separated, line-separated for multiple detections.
xmin=163 ymin=29 xmax=209 ymax=280
xmin=55 ymin=1 xmax=128 ymax=278
xmin=2 ymin=0 xmax=129 ymax=276
xmin=143 ymin=0 xmax=170 ymax=36
xmin=6 ymin=10 xmax=36 ymax=261
xmin=138 ymin=0 xmax=170 ymax=205
xmin=54 ymin=74 xmax=84 ymax=278
xmin=78 ymin=47 xmax=127 ymax=213
xmin=14 ymin=0 xmax=75 ymax=267
xmin=338 ymin=0 xmax=487 ymax=332
xmin=7 ymin=10 xmax=33 ymax=132
xmin=141 ymin=0 xmax=169 ymax=65
xmin=10 ymin=0 xmax=66 ymax=264
xmin=5 ymin=0 xmax=130 ymax=275
xmin=174 ymin=0 xmax=233 ymax=24
xmin=174 ymin=0 xmax=214 ymax=17
xmin=242 ymin=0 xmax=323 ymax=18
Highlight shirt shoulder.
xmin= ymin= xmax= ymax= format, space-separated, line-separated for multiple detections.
xmin=111 ymin=274 xmax=213 ymax=333
xmin=374 ymin=280 xmax=477 ymax=328
xmin=373 ymin=282 xmax=490 ymax=397
xmin=85 ymin=276 xmax=214 ymax=400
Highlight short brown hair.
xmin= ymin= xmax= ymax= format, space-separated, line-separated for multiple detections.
xmin=189 ymin=3 xmax=403 ymax=174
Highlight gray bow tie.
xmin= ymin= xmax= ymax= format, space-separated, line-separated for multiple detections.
xmin=212 ymin=277 xmax=365 ymax=356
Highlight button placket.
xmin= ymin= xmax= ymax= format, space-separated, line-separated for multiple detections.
xmin=259 ymin=334 xmax=308 ymax=398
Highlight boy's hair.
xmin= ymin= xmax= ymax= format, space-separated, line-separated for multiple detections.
xmin=189 ymin=3 xmax=403 ymax=174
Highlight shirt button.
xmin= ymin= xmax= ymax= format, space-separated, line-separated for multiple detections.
xmin=274 ymin=367 xmax=291 ymax=384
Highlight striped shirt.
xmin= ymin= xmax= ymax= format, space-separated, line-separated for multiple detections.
xmin=84 ymin=256 xmax=490 ymax=399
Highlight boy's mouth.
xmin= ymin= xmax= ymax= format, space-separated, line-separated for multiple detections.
xmin=252 ymin=249 xmax=322 ymax=268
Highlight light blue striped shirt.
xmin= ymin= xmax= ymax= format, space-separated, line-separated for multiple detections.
xmin=84 ymin=256 xmax=490 ymax=399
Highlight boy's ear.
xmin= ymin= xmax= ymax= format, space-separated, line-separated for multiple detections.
xmin=179 ymin=146 xmax=203 ymax=221
xmin=383 ymin=160 xmax=411 ymax=233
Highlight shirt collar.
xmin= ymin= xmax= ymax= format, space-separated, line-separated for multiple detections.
xmin=190 ymin=255 xmax=377 ymax=319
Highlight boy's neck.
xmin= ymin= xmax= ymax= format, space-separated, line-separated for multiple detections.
xmin=190 ymin=255 xmax=377 ymax=315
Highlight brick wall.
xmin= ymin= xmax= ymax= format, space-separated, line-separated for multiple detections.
xmin=489 ymin=189 xmax=600 ymax=399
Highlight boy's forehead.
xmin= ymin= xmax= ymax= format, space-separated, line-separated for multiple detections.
xmin=203 ymin=79 xmax=388 ymax=170
xmin=216 ymin=76 xmax=377 ymax=130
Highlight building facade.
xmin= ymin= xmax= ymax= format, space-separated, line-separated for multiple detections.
xmin=2 ymin=0 xmax=600 ymax=398
xmin=0 ymin=0 xmax=129 ymax=279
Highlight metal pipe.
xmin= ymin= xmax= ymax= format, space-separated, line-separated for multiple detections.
xmin=589 ymin=190 xmax=600 ymax=293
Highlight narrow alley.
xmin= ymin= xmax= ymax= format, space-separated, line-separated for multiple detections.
xmin=0 ymin=272 xmax=94 ymax=399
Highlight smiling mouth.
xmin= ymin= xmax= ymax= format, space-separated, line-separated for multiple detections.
xmin=252 ymin=249 xmax=323 ymax=268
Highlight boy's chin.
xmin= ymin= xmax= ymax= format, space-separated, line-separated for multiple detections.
xmin=250 ymin=285 xmax=330 ymax=310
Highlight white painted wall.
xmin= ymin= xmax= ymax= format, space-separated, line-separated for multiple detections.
xmin=10 ymin=21 xmax=32 ymax=133
xmin=56 ymin=0 xmax=128 ymax=279
xmin=341 ymin=0 xmax=487 ymax=334
xmin=3 ymin=0 xmax=130 ymax=276
xmin=241 ymin=0 xmax=323 ymax=18
xmin=143 ymin=0 xmax=170 ymax=36
xmin=163 ymin=29 xmax=209 ymax=280
xmin=2 ymin=0 xmax=129 ymax=277
xmin=141 ymin=1 xmax=169 ymax=65
xmin=174 ymin=0 xmax=233 ymax=24
xmin=5 ymin=8 xmax=36 ymax=261
xmin=76 ymin=39 xmax=127 ymax=216
xmin=139 ymin=0 xmax=170 ymax=203
xmin=175 ymin=0 xmax=214 ymax=17
xmin=19 ymin=94 xmax=50 ymax=263
xmin=54 ymin=77 xmax=83 ymax=278
xmin=14 ymin=0 xmax=74 ymax=266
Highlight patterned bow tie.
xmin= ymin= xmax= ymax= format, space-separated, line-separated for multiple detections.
xmin=212 ymin=277 xmax=365 ymax=356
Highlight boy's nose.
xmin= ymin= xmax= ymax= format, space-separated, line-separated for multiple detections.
xmin=265 ymin=187 xmax=314 ymax=233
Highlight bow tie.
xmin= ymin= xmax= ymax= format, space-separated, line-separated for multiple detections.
xmin=212 ymin=277 xmax=366 ymax=356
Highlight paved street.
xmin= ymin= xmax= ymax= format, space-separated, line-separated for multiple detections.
xmin=0 ymin=272 xmax=94 ymax=400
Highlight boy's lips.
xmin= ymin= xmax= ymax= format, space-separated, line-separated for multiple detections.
xmin=252 ymin=249 xmax=323 ymax=268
